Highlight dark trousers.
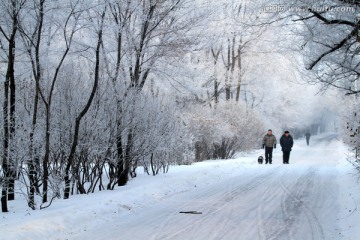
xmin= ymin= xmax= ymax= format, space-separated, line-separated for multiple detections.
xmin=306 ymin=137 xmax=310 ymax=146
xmin=283 ymin=151 xmax=290 ymax=164
xmin=265 ymin=147 xmax=273 ymax=164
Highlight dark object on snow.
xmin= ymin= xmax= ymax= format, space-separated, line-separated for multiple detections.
xmin=258 ymin=156 xmax=264 ymax=164
xmin=305 ymin=132 xmax=311 ymax=146
xmin=179 ymin=211 xmax=202 ymax=214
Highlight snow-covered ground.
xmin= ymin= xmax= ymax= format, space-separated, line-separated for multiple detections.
xmin=1 ymin=133 xmax=360 ymax=240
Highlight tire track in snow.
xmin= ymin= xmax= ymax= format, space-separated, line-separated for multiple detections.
xmin=278 ymin=167 xmax=325 ymax=240
xmin=256 ymin=167 xmax=288 ymax=240
xmin=154 ymin=168 xmax=282 ymax=240
xmin=205 ymin=168 xmax=283 ymax=240
xmin=256 ymin=166 xmax=325 ymax=240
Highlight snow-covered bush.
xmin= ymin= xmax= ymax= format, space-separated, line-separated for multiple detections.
xmin=185 ymin=101 xmax=264 ymax=161
xmin=120 ymin=91 xmax=194 ymax=175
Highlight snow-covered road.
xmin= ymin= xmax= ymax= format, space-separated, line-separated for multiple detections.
xmin=92 ymin=134 xmax=341 ymax=240
xmin=109 ymin=167 xmax=336 ymax=240
xmin=2 ymin=133 xmax=359 ymax=240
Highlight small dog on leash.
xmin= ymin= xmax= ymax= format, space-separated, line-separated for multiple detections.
xmin=258 ymin=156 xmax=264 ymax=164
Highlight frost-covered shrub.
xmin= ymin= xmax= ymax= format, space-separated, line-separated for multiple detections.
xmin=185 ymin=102 xmax=264 ymax=161
xmin=114 ymin=91 xmax=194 ymax=176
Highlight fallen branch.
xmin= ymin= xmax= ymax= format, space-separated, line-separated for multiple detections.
xmin=179 ymin=211 xmax=202 ymax=214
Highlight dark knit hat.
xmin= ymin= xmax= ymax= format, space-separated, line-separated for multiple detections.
xmin=284 ymin=131 xmax=289 ymax=134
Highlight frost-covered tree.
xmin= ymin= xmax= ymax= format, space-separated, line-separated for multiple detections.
xmin=260 ymin=0 xmax=359 ymax=95
xmin=100 ymin=0 xmax=210 ymax=186
xmin=17 ymin=0 xmax=93 ymax=205
xmin=0 ymin=0 xmax=26 ymax=213
xmin=291 ymin=0 xmax=360 ymax=95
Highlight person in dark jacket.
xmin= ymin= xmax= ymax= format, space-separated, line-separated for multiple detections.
xmin=280 ymin=130 xmax=294 ymax=164
xmin=305 ymin=132 xmax=311 ymax=146
xmin=262 ymin=129 xmax=277 ymax=164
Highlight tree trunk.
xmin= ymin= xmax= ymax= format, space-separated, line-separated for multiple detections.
xmin=116 ymin=102 xmax=125 ymax=186
xmin=28 ymin=54 xmax=41 ymax=208
xmin=1 ymin=77 xmax=10 ymax=212
xmin=64 ymin=9 xmax=105 ymax=199
xmin=2 ymin=0 xmax=19 ymax=209
xmin=229 ymin=36 xmax=236 ymax=101
xmin=211 ymin=48 xmax=221 ymax=106
xmin=235 ymin=45 xmax=242 ymax=102
xmin=27 ymin=0 xmax=44 ymax=209
xmin=225 ymin=39 xmax=231 ymax=101
xmin=8 ymin=43 xmax=16 ymax=201
xmin=117 ymin=131 xmax=132 ymax=186
xmin=7 ymin=0 xmax=19 ymax=202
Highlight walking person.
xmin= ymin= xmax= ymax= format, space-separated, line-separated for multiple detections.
xmin=305 ymin=132 xmax=311 ymax=146
xmin=262 ymin=129 xmax=277 ymax=164
xmin=280 ymin=131 xmax=294 ymax=164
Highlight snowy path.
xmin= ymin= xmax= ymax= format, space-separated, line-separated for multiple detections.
xmin=1 ymin=133 xmax=359 ymax=240
xmin=87 ymin=134 xmax=340 ymax=240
